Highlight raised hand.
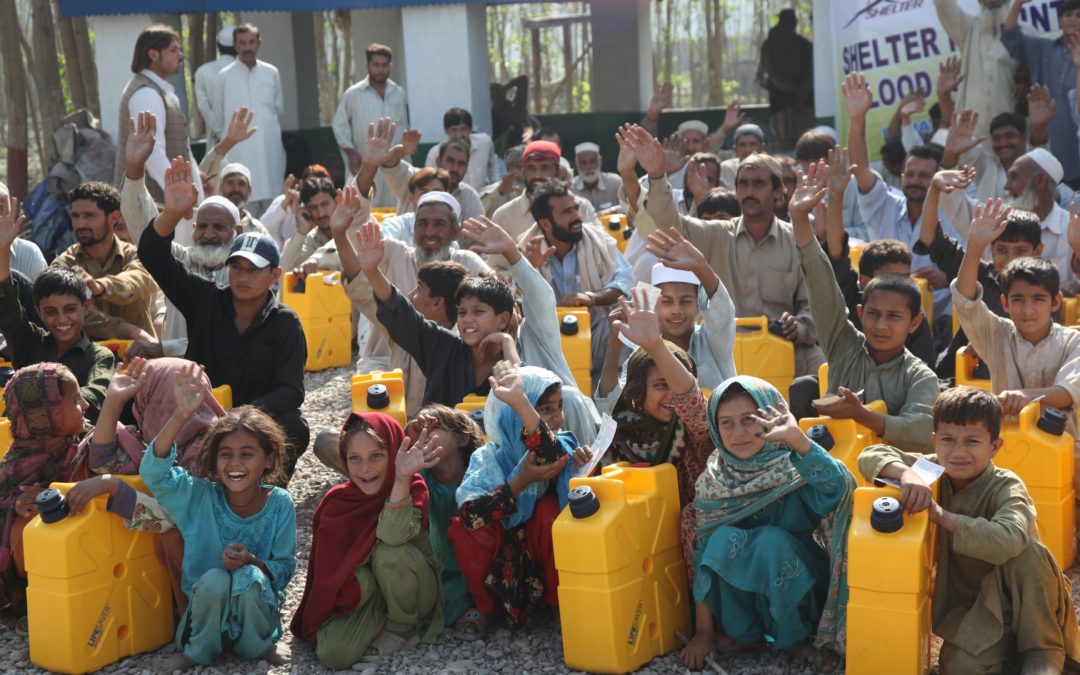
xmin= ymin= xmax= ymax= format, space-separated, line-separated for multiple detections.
xmin=722 ymin=99 xmax=745 ymax=133
xmin=162 ymin=156 xmax=199 ymax=219
xmin=224 ymin=106 xmax=257 ymax=147
xmin=899 ymin=92 xmax=926 ymax=124
xmin=362 ymin=117 xmax=402 ymax=168
xmin=521 ymin=234 xmax=556 ymax=270
xmin=841 ymin=72 xmax=874 ymax=120
xmin=488 ymin=359 xmax=527 ymax=405
xmin=461 ymin=217 xmax=516 ymax=258
xmin=355 ymin=219 xmax=386 ymax=273
xmin=662 ymin=132 xmax=688 ymax=172
xmin=612 ymin=287 xmax=662 ymax=350
xmin=620 ymin=125 xmax=666 ymax=178
xmin=647 ymin=81 xmax=673 ymax=120
xmin=749 ymin=403 xmax=808 ymax=451
xmin=400 ymin=128 xmax=421 ymax=158
xmin=106 ymin=356 xmax=150 ymax=404
xmin=0 ymin=194 xmax=27 ymax=253
xmin=646 ymin=227 xmax=708 ymax=273
xmin=967 ymin=197 xmax=1011 ymax=250
xmin=825 ymin=147 xmax=854 ymax=195
xmin=1027 ymin=84 xmax=1057 ymax=128
xmin=685 ymin=160 xmax=710 ymax=202
xmin=281 ymin=174 xmax=300 ymax=214
xmin=329 ymin=185 xmax=363 ymax=237
xmin=944 ymin=110 xmax=983 ymax=158
xmin=788 ymin=161 xmax=828 ymax=219
xmin=173 ymin=361 xmax=207 ymax=419
xmin=931 ymin=167 xmax=976 ymax=194
xmin=936 ymin=56 xmax=964 ymax=96
xmin=125 ymin=112 xmax=157 ymax=174
xmin=396 ymin=426 xmax=442 ymax=480
xmin=615 ymin=124 xmax=639 ymax=175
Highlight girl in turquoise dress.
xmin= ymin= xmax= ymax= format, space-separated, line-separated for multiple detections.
xmin=681 ymin=375 xmax=855 ymax=671
xmin=139 ymin=362 xmax=296 ymax=669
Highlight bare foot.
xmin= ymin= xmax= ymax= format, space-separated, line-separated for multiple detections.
xmin=263 ymin=641 xmax=292 ymax=666
xmin=715 ymin=633 xmax=764 ymax=654
xmin=159 ymin=651 xmax=195 ymax=674
xmin=680 ymin=629 xmax=715 ymax=670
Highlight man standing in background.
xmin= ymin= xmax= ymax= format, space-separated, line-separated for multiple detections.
xmin=193 ymin=25 xmax=235 ymax=145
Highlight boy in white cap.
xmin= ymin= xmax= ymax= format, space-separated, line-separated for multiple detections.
xmin=719 ymin=123 xmax=766 ymax=188
xmin=571 ymin=142 xmax=621 ymax=213
xmin=194 ymin=25 xmax=236 ymax=145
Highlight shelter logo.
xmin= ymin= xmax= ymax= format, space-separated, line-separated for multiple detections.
xmin=844 ymin=0 xmax=926 ymax=28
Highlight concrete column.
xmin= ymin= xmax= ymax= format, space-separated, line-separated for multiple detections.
xmin=90 ymin=14 xmax=155 ymax=142
xmin=291 ymin=13 xmax=321 ymax=128
xmin=349 ymin=8 xmax=407 ymax=91
xmin=401 ymin=4 xmax=492 ymax=139
xmin=246 ymin=11 xmax=301 ymax=130
xmin=589 ymin=0 xmax=652 ymax=112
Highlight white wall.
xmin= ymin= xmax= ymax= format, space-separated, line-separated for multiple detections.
xmin=349 ymin=8 xmax=407 ymax=91
xmin=246 ymin=11 xmax=300 ymax=130
xmin=590 ymin=0 xmax=652 ymax=112
xmin=91 ymin=14 xmax=155 ymax=142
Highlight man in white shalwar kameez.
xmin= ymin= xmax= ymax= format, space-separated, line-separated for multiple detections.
xmin=213 ymin=24 xmax=285 ymax=211
xmin=194 ymin=25 xmax=235 ymax=145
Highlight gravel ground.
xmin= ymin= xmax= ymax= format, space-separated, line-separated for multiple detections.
xmin=8 ymin=364 xmax=1080 ymax=674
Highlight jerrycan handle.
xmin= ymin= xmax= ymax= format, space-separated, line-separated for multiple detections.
xmin=1017 ymin=400 xmax=1042 ymax=434
xmin=735 ymin=316 xmax=768 ymax=332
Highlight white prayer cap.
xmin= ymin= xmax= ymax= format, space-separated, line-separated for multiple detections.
xmin=734 ymin=123 xmax=765 ymax=141
xmin=1020 ymin=147 xmax=1064 ymax=184
xmin=677 ymin=120 xmax=709 ymax=136
xmin=220 ymin=163 xmax=252 ymax=185
xmin=197 ymin=195 xmax=240 ymax=226
xmin=574 ymin=142 xmax=600 ymax=156
xmin=810 ymin=125 xmax=839 ymax=143
xmin=416 ymin=191 xmax=461 ymax=220
xmin=217 ymin=26 xmax=235 ymax=48
xmin=651 ymin=263 xmax=699 ymax=287
xmin=929 ymin=128 xmax=950 ymax=148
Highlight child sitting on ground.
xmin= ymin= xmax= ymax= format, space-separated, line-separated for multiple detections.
xmin=140 ymin=363 xmax=295 ymax=670
xmin=0 ymin=195 xmax=114 ymax=420
xmin=291 ymin=412 xmax=444 ymax=669
xmin=787 ymin=158 xmax=938 ymax=453
xmin=681 ymin=375 xmax=854 ymax=671
xmin=952 ymin=200 xmax=1080 ymax=482
xmin=858 ymin=387 xmax=1080 ymax=673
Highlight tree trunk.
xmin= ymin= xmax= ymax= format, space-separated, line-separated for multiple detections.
xmin=334 ymin=10 xmax=352 ymax=94
xmin=0 ymin=0 xmax=28 ymax=198
xmin=73 ymin=18 xmax=99 ymax=118
xmin=19 ymin=30 xmax=46 ymax=173
xmin=206 ymin=12 xmax=219 ymax=58
xmin=189 ymin=13 xmax=206 ymax=138
xmin=56 ymin=12 xmax=88 ymax=112
xmin=662 ymin=0 xmax=673 ymax=85
xmin=313 ymin=12 xmax=335 ymax=124
xmin=30 ymin=0 xmax=65 ymax=166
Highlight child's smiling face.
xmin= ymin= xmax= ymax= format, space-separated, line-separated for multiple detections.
xmin=216 ymin=429 xmax=274 ymax=493
xmin=932 ymin=421 xmax=1002 ymax=490
xmin=345 ymin=433 xmax=389 ymax=495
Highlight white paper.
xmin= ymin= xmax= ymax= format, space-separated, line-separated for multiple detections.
xmin=875 ymin=457 xmax=944 ymax=490
xmin=575 ymin=414 xmax=617 ymax=477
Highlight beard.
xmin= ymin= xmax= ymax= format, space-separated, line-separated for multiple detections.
xmin=551 ymin=219 xmax=584 ymax=244
xmin=1008 ymin=185 xmax=1039 ymax=212
xmin=187 ymin=243 xmax=231 ymax=270
xmin=415 ymin=245 xmax=452 ymax=266
xmin=225 ymin=191 xmax=246 ymax=207
xmin=579 ymin=170 xmax=599 ymax=183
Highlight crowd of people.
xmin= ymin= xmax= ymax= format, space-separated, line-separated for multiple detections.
xmin=4 ymin=1 xmax=1080 ymax=671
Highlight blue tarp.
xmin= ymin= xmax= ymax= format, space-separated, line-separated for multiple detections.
xmin=58 ymin=0 xmax=523 ymax=17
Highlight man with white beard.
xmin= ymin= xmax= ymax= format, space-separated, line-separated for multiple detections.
xmin=941 ymin=147 xmax=1076 ymax=290
xmin=571 ymin=142 xmax=621 ymax=213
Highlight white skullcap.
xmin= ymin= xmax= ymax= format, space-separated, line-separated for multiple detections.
xmin=651 ymin=263 xmax=700 ymax=287
xmin=218 ymin=26 xmax=234 ymax=48
xmin=197 ymin=195 xmax=240 ymax=226
xmin=929 ymin=128 xmax=950 ymax=148
xmin=810 ymin=125 xmax=839 ymax=143
xmin=734 ymin=123 xmax=764 ymax=141
xmin=1021 ymin=147 xmax=1064 ymax=184
xmin=416 ymin=191 xmax=461 ymax=220
xmin=677 ymin=120 xmax=709 ymax=136
xmin=574 ymin=142 xmax=600 ymax=155
xmin=220 ymin=163 xmax=252 ymax=184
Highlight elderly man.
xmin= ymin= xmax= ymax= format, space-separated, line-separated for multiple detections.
xmin=193 ymin=25 xmax=235 ymax=145
xmin=520 ymin=179 xmax=633 ymax=382
xmin=219 ymin=163 xmax=270 ymax=235
xmin=719 ymin=123 xmax=766 ymax=188
xmin=382 ymin=136 xmax=484 ymax=221
xmin=492 ymin=140 xmax=598 ymax=242
xmin=423 ymin=107 xmax=499 ymax=189
xmin=572 ymin=142 xmax=621 ymax=213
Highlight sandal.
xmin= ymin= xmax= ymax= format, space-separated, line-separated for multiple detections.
xmin=361 ymin=630 xmax=419 ymax=662
xmin=453 ymin=608 xmax=493 ymax=641
xmin=14 ymin=615 xmax=27 ymax=638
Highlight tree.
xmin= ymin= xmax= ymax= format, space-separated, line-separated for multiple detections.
xmin=56 ymin=10 xmax=88 ymax=112
xmin=30 ymin=0 xmax=65 ymax=166
xmin=0 ymin=0 xmax=28 ymax=198
xmin=72 ymin=17 xmax=100 ymax=118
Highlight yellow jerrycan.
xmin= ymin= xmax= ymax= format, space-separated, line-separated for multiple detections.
xmin=798 ymin=400 xmax=887 ymax=488
xmin=601 ymin=214 xmax=633 ymax=253
xmin=997 ymin=403 xmax=1076 ymax=569
xmin=281 ymin=271 xmax=352 ymax=371
xmin=955 ymin=345 xmax=991 ymax=391
xmin=846 ymin=485 xmax=938 ymax=675
xmin=912 ymin=277 xmax=935 ymax=334
xmin=351 ymin=369 xmax=407 ymax=427
xmin=732 ymin=316 xmax=795 ymax=398
xmin=96 ymin=339 xmax=133 ymax=361
xmin=211 ymin=384 xmax=232 ymax=410
xmin=455 ymin=394 xmax=489 ymax=441
xmin=24 ymin=476 xmax=174 ymax=674
xmin=0 ymin=418 xmax=11 ymax=461
xmin=552 ymin=463 xmax=691 ymax=674
xmin=556 ymin=307 xmax=592 ymax=394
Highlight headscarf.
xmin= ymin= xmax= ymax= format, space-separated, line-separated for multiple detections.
xmin=456 ymin=367 xmax=577 ymax=529
xmin=290 ymin=412 xmax=430 ymax=642
xmin=610 ymin=344 xmax=696 ymax=467
xmin=70 ymin=358 xmax=224 ymax=475
xmin=0 ymin=364 xmax=83 ymax=575
xmin=692 ymin=375 xmax=855 ymax=653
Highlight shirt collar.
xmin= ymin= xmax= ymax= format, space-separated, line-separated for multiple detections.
xmin=1044 ymin=203 xmax=1069 ymax=235
xmin=139 ymin=69 xmax=175 ymax=94
xmin=77 ymin=236 xmax=123 ymax=269
xmin=734 ymin=216 xmax=779 ymax=242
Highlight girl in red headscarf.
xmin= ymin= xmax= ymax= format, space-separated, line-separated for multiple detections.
xmin=291 ymin=412 xmax=445 ymax=669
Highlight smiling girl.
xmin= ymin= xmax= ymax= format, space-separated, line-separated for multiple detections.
xmin=139 ymin=363 xmax=295 ymax=670
xmin=291 ymin=412 xmax=444 ymax=669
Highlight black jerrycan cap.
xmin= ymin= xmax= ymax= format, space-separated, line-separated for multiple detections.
xmin=36 ymin=488 xmax=70 ymax=524
xmin=623 ymin=227 xmax=634 ymax=241
xmin=366 ymin=384 xmax=390 ymax=410
xmin=1037 ymin=408 xmax=1068 ymax=436
xmin=767 ymin=319 xmax=785 ymax=337
xmin=807 ymin=425 xmax=835 ymax=452
xmin=870 ymin=496 xmax=903 ymax=533
xmin=568 ymin=486 xmax=600 ymax=519
xmin=0 ymin=366 xmax=13 ymax=387
xmin=607 ymin=215 xmax=622 ymax=230
xmin=560 ymin=314 xmax=579 ymax=336
xmin=468 ymin=409 xmax=484 ymax=427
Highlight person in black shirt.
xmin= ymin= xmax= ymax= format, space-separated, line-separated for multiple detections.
xmin=137 ymin=158 xmax=309 ymax=484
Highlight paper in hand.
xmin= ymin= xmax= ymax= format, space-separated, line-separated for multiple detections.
xmin=575 ymin=414 xmax=618 ymax=478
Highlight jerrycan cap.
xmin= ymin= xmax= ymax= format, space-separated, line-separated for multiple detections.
xmin=568 ymin=486 xmax=600 ymax=519
xmin=366 ymin=384 xmax=390 ymax=410
xmin=468 ymin=409 xmax=484 ymax=427
xmin=0 ymin=366 xmax=13 ymax=387
xmin=623 ymin=227 xmax=634 ymax=240
xmin=607 ymin=215 xmax=622 ymax=230
xmin=560 ymin=314 xmax=579 ymax=336
xmin=807 ymin=425 xmax=835 ymax=451
xmin=870 ymin=496 xmax=903 ymax=533
xmin=1037 ymin=408 xmax=1068 ymax=436
xmin=36 ymin=488 xmax=70 ymax=524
